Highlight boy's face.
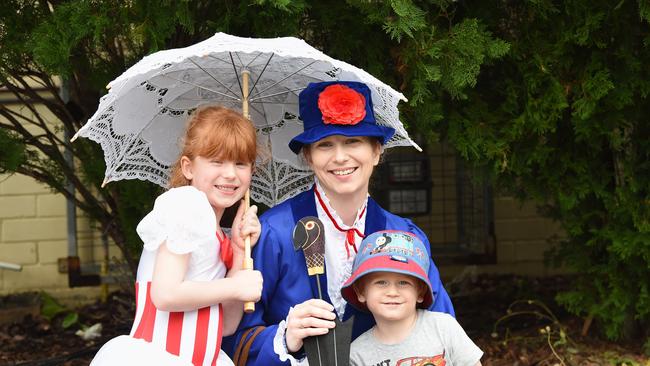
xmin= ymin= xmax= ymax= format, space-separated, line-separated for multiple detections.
xmin=355 ymin=272 xmax=424 ymax=323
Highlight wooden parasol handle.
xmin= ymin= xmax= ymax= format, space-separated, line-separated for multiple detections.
xmin=240 ymin=70 xmax=255 ymax=313
xmin=243 ymin=189 xmax=255 ymax=313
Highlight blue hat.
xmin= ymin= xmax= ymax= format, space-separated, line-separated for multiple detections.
xmin=288 ymin=81 xmax=396 ymax=154
xmin=341 ymin=230 xmax=434 ymax=312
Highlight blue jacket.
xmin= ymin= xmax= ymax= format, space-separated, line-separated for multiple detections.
xmin=223 ymin=188 xmax=454 ymax=365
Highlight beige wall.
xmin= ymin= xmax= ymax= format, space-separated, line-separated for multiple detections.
xmin=408 ymin=142 xmax=567 ymax=278
xmin=0 ymin=173 xmax=110 ymax=305
xmin=492 ymin=196 xmax=564 ymax=274
xmin=1 ymin=81 xmax=119 ymax=305
xmin=442 ymin=196 xmax=567 ymax=278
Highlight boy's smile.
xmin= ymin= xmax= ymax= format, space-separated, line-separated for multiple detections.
xmin=356 ymin=272 xmax=424 ymax=324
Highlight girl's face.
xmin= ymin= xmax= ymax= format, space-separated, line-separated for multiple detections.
xmin=304 ymin=135 xmax=381 ymax=201
xmin=181 ymin=155 xmax=252 ymax=215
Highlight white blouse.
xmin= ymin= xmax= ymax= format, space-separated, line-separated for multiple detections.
xmin=313 ymin=180 xmax=367 ymax=319
xmin=135 ymin=186 xmax=226 ymax=282
xmin=97 ymin=186 xmax=232 ymax=366
xmin=274 ymin=181 xmax=369 ymax=365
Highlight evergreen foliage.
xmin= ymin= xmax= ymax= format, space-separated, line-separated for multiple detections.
xmin=442 ymin=0 xmax=650 ymax=339
xmin=2 ymin=0 xmax=646 ymax=340
xmin=0 ymin=0 xmax=502 ymax=275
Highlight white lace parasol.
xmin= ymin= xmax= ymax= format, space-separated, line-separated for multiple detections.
xmin=74 ymin=32 xmax=420 ymax=207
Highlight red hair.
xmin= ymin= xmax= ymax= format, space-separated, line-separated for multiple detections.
xmin=168 ymin=106 xmax=257 ymax=188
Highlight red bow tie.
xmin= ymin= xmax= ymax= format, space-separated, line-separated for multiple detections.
xmin=216 ymin=231 xmax=233 ymax=269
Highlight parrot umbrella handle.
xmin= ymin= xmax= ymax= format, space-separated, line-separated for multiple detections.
xmin=292 ymin=216 xmax=352 ymax=366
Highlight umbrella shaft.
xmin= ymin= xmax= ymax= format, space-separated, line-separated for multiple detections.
xmin=316 ymin=274 xmax=323 ymax=299
xmin=242 ymin=70 xmax=250 ymax=119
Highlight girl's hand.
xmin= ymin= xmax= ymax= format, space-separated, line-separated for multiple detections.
xmin=232 ymin=201 xmax=261 ymax=250
xmin=230 ymin=269 xmax=263 ymax=302
xmin=285 ymin=299 xmax=336 ymax=353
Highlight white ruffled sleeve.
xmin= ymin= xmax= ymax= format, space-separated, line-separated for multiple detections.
xmin=273 ymin=309 xmax=308 ymax=366
xmin=136 ymin=186 xmax=217 ymax=254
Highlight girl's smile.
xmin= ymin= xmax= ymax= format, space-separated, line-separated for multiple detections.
xmin=181 ymin=156 xmax=252 ymax=217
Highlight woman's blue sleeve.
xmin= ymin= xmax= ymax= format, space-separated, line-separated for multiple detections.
xmin=223 ymin=215 xmax=301 ymax=366
xmin=408 ymin=222 xmax=456 ymax=317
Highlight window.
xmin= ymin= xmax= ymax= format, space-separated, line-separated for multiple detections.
xmin=373 ymin=152 xmax=431 ymax=217
xmin=372 ymin=142 xmax=496 ymax=264
xmin=389 ymin=160 xmax=424 ymax=183
xmin=389 ymin=189 xmax=428 ymax=215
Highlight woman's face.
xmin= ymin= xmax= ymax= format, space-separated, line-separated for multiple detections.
xmin=304 ymin=135 xmax=381 ymax=200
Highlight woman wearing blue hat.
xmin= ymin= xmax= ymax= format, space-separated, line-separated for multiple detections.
xmin=224 ymin=81 xmax=454 ymax=366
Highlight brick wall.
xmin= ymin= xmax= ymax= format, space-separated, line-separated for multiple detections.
xmin=0 ymin=173 xmax=108 ymax=305
xmin=490 ymin=196 xmax=565 ymax=274
xmin=404 ymin=142 xmax=567 ymax=278
xmin=440 ymin=195 xmax=566 ymax=278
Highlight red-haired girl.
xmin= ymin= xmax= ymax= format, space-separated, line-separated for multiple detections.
xmin=91 ymin=106 xmax=263 ymax=366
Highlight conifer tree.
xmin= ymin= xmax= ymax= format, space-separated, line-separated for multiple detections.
xmin=0 ymin=0 xmax=505 ymax=274
xmin=3 ymin=0 xmax=648 ymax=340
xmin=442 ymin=0 xmax=650 ymax=339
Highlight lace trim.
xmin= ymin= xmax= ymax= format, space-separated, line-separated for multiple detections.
xmin=273 ymin=310 xmax=308 ymax=366
xmin=76 ymin=33 xmax=419 ymax=208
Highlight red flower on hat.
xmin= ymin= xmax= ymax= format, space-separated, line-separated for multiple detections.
xmin=317 ymin=84 xmax=367 ymax=125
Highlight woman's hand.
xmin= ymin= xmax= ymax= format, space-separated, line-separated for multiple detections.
xmin=285 ymin=299 xmax=336 ymax=353
xmin=231 ymin=201 xmax=261 ymax=250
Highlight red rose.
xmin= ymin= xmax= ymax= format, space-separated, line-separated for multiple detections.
xmin=317 ymin=84 xmax=367 ymax=125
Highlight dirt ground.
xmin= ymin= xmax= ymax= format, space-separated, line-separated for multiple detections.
xmin=1 ymin=275 xmax=648 ymax=366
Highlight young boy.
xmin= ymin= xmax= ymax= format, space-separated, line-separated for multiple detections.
xmin=341 ymin=230 xmax=483 ymax=366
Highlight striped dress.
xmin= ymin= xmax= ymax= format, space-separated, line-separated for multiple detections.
xmin=91 ymin=186 xmax=233 ymax=366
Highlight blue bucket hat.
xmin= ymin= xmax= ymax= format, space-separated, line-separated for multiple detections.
xmin=341 ymin=230 xmax=434 ymax=312
xmin=288 ymin=81 xmax=396 ymax=154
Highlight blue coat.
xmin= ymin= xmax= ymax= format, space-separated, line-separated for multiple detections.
xmin=223 ymin=188 xmax=455 ymax=365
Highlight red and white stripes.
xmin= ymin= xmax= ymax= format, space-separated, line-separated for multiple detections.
xmin=131 ymin=281 xmax=224 ymax=366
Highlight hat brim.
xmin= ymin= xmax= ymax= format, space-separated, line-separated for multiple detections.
xmin=288 ymin=122 xmax=395 ymax=154
xmin=340 ymin=255 xmax=434 ymax=313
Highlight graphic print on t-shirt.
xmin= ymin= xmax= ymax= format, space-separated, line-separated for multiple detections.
xmin=370 ymin=352 xmax=445 ymax=366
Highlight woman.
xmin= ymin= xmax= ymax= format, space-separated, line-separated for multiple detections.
xmin=224 ymin=81 xmax=454 ymax=366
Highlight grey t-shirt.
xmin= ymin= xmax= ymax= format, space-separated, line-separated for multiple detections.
xmin=350 ymin=310 xmax=483 ymax=366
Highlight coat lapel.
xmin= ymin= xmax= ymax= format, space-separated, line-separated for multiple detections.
xmin=290 ymin=187 xmax=327 ymax=303
xmin=290 ymin=190 xmax=388 ymax=319
xmin=342 ymin=196 xmax=387 ymax=321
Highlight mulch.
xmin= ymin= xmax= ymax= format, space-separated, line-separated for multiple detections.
xmin=1 ymin=275 xmax=648 ymax=366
